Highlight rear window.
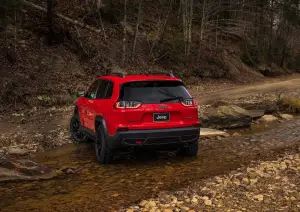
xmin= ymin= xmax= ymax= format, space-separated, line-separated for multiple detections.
xmin=119 ymin=81 xmax=191 ymax=103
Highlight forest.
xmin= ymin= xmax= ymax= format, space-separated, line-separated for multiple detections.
xmin=0 ymin=0 xmax=300 ymax=110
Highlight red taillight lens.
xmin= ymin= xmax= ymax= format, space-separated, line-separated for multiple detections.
xmin=181 ymin=99 xmax=197 ymax=107
xmin=115 ymin=101 xmax=142 ymax=109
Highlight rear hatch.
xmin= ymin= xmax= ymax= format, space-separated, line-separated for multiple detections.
xmin=115 ymin=80 xmax=199 ymax=130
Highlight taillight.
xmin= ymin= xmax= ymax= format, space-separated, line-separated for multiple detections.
xmin=181 ymin=99 xmax=197 ymax=107
xmin=115 ymin=101 xmax=142 ymax=109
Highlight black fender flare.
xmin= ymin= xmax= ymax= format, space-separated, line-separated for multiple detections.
xmin=94 ymin=116 xmax=109 ymax=137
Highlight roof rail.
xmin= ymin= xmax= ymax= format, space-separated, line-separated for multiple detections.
xmin=146 ymin=72 xmax=174 ymax=77
xmin=98 ymin=72 xmax=126 ymax=78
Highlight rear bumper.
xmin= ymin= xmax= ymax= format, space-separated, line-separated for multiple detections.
xmin=106 ymin=127 xmax=200 ymax=149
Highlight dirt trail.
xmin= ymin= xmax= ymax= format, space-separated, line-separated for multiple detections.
xmin=194 ymin=76 xmax=300 ymax=105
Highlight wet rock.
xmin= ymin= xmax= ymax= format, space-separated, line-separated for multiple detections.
xmin=191 ymin=196 xmax=198 ymax=204
xmin=232 ymin=132 xmax=241 ymax=137
xmin=201 ymin=105 xmax=253 ymax=129
xmin=279 ymin=114 xmax=294 ymax=120
xmin=201 ymin=128 xmax=230 ymax=138
xmin=0 ymin=157 xmax=57 ymax=182
xmin=253 ymin=194 xmax=264 ymax=201
xmin=259 ymin=115 xmax=278 ymax=122
xmin=66 ymin=168 xmax=75 ymax=174
xmin=145 ymin=200 xmax=156 ymax=208
xmin=247 ymin=110 xmax=265 ymax=119
xmin=7 ymin=146 xmax=29 ymax=155
xmin=204 ymin=199 xmax=212 ymax=206
xmin=279 ymin=162 xmax=288 ymax=170
xmin=149 ymin=207 xmax=158 ymax=212
xmin=242 ymin=178 xmax=250 ymax=185
xmin=139 ymin=200 xmax=148 ymax=207
xmin=180 ymin=206 xmax=190 ymax=212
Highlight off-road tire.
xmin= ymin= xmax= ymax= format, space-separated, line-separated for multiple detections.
xmin=70 ymin=114 xmax=89 ymax=143
xmin=95 ymin=126 xmax=113 ymax=164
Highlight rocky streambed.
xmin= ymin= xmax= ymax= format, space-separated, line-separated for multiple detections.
xmin=1 ymin=116 xmax=299 ymax=211
xmin=122 ymin=152 xmax=300 ymax=212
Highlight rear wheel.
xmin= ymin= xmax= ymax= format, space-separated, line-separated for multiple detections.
xmin=178 ymin=142 xmax=198 ymax=157
xmin=95 ymin=126 xmax=113 ymax=164
xmin=70 ymin=114 xmax=88 ymax=143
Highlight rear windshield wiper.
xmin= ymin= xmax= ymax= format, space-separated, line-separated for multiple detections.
xmin=160 ymin=96 xmax=184 ymax=103
xmin=158 ymin=88 xmax=177 ymax=98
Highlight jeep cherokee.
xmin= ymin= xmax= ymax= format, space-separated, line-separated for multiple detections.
xmin=70 ymin=72 xmax=201 ymax=164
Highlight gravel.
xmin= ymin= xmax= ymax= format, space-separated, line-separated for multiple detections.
xmin=122 ymin=152 xmax=300 ymax=212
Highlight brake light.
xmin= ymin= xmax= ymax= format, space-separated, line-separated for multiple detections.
xmin=181 ymin=99 xmax=197 ymax=107
xmin=115 ymin=101 xmax=142 ymax=109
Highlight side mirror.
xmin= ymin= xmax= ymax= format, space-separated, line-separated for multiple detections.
xmin=77 ymin=90 xmax=85 ymax=97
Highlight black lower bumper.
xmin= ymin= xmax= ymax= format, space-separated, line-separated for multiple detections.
xmin=106 ymin=127 xmax=200 ymax=149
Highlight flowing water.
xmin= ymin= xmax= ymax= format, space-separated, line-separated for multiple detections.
xmin=1 ymin=119 xmax=300 ymax=212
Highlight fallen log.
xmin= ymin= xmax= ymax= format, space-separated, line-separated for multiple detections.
xmin=21 ymin=0 xmax=102 ymax=33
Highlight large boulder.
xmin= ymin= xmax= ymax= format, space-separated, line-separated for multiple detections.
xmin=200 ymin=105 xmax=255 ymax=129
xmin=238 ymin=101 xmax=279 ymax=115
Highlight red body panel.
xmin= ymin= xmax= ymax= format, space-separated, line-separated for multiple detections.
xmin=76 ymin=75 xmax=200 ymax=136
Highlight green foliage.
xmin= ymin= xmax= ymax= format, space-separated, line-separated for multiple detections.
xmin=278 ymin=98 xmax=300 ymax=113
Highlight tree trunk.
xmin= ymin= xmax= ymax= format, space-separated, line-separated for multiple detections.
xmin=200 ymin=0 xmax=205 ymax=41
xmin=47 ymin=0 xmax=56 ymax=45
xmin=122 ymin=0 xmax=127 ymax=67
xmin=181 ymin=0 xmax=187 ymax=56
xmin=268 ymin=0 xmax=274 ymax=55
xmin=181 ymin=0 xmax=193 ymax=56
xmin=131 ymin=0 xmax=142 ymax=61
xmin=96 ymin=0 xmax=107 ymax=42
xmin=187 ymin=0 xmax=193 ymax=56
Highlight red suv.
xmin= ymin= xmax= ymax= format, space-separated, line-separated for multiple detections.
xmin=70 ymin=72 xmax=200 ymax=164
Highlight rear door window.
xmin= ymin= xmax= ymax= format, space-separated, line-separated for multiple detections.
xmin=96 ymin=80 xmax=109 ymax=99
xmin=119 ymin=81 xmax=191 ymax=103
xmin=105 ymin=81 xmax=114 ymax=99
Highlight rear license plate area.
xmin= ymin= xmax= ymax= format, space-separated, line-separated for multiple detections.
xmin=153 ymin=113 xmax=170 ymax=122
